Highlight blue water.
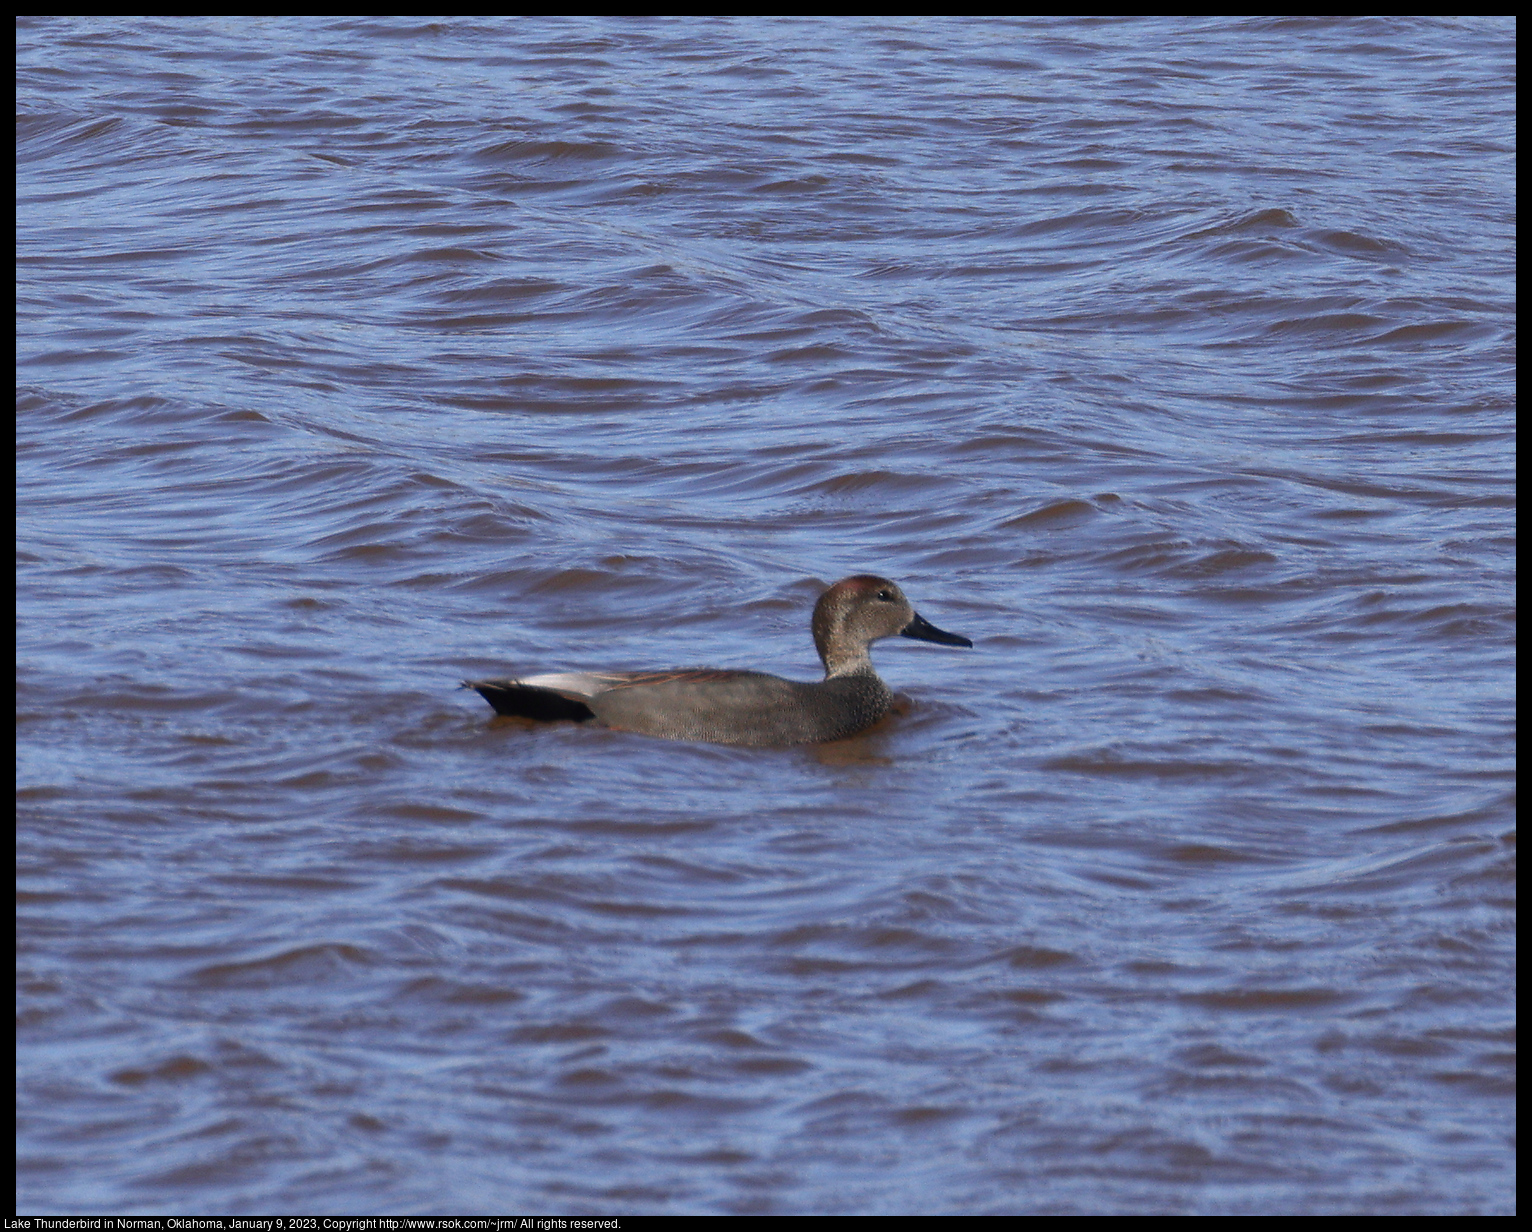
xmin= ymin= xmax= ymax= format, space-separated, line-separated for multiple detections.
xmin=17 ymin=16 xmax=1515 ymax=1216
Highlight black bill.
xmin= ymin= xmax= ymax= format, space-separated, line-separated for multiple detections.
xmin=899 ymin=611 xmax=973 ymax=648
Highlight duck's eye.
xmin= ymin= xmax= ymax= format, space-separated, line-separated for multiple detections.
xmin=877 ymin=589 xmax=896 ymax=602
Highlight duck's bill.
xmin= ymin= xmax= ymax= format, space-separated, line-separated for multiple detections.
xmin=900 ymin=611 xmax=973 ymax=648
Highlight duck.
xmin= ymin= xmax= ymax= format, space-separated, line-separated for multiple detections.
xmin=463 ymin=574 xmax=971 ymax=746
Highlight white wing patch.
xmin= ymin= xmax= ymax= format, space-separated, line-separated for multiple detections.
xmin=516 ymin=671 xmax=609 ymax=697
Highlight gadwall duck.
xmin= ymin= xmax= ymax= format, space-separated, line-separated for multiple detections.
xmin=464 ymin=575 xmax=971 ymax=746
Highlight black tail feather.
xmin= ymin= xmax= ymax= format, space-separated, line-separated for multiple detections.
xmin=464 ymin=680 xmax=596 ymax=722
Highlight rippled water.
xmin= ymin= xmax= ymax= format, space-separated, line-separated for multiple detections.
xmin=17 ymin=16 xmax=1515 ymax=1216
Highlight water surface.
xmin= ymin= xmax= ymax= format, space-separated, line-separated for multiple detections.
xmin=17 ymin=15 xmax=1515 ymax=1216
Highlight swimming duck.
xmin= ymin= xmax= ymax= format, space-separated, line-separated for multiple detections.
xmin=464 ymin=574 xmax=971 ymax=746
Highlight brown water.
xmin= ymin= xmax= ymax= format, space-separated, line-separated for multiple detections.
xmin=17 ymin=16 xmax=1514 ymax=1216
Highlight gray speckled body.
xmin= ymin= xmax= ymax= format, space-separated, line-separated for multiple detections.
xmin=464 ymin=575 xmax=970 ymax=746
xmin=586 ymin=668 xmax=892 ymax=745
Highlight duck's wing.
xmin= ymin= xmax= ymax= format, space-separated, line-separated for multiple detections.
xmin=573 ymin=668 xmax=749 ymax=690
xmin=463 ymin=668 xmax=748 ymax=720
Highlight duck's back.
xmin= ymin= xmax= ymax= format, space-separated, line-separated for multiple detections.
xmin=590 ymin=669 xmax=893 ymax=746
